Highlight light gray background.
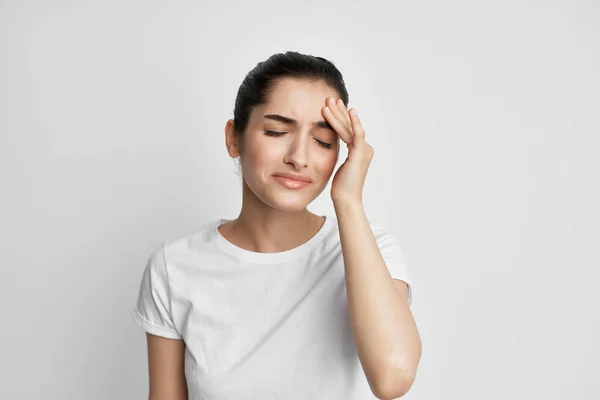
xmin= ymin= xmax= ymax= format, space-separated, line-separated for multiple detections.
xmin=1 ymin=1 xmax=598 ymax=399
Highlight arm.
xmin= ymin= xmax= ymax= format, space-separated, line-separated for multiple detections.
xmin=334 ymin=200 xmax=422 ymax=399
xmin=146 ymin=333 xmax=188 ymax=400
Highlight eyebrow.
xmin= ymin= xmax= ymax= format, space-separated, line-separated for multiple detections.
xmin=263 ymin=114 xmax=334 ymax=131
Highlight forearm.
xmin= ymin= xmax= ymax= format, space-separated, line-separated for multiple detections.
xmin=334 ymin=200 xmax=419 ymax=397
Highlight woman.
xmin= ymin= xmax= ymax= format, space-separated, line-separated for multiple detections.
xmin=131 ymin=51 xmax=421 ymax=399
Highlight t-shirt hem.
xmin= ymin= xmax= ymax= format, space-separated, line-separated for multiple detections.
xmin=131 ymin=309 xmax=182 ymax=339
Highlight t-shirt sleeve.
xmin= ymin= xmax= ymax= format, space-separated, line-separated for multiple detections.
xmin=370 ymin=220 xmax=413 ymax=306
xmin=131 ymin=243 xmax=182 ymax=339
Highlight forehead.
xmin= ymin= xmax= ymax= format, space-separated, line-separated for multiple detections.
xmin=256 ymin=78 xmax=340 ymax=119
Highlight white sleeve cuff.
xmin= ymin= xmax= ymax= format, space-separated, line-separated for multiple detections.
xmin=131 ymin=309 xmax=182 ymax=340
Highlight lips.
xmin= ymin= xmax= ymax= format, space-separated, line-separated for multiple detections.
xmin=273 ymin=175 xmax=311 ymax=189
xmin=272 ymin=173 xmax=312 ymax=182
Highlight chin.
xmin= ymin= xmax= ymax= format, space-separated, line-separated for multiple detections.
xmin=266 ymin=196 xmax=311 ymax=212
xmin=254 ymin=188 xmax=313 ymax=211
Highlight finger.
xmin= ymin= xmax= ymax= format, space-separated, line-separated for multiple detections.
xmin=349 ymin=108 xmax=366 ymax=140
xmin=323 ymin=105 xmax=353 ymax=144
xmin=326 ymin=97 xmax=352 ymax=132
xmin=335 ymin=98 xmax=352 ymax=126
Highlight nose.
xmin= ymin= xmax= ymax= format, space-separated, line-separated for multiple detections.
xmin=283 ymin=134 xmax=309 ymax=170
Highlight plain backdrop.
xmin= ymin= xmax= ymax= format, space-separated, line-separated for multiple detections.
xmin=1 ymin=1 xmax=598 ymax=399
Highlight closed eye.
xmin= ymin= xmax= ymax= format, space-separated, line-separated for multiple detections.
xmin=264 ymin=130 xmax=333 ymax=149
xmin=264 ymin=130 xmax=286 ymax=137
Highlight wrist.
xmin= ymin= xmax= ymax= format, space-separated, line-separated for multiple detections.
xmin=333 ymin=198 xmax=363 ymax=211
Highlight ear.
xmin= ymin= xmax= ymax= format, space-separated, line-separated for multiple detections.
xmin=224 ymin=119 xmax=241 ymax=158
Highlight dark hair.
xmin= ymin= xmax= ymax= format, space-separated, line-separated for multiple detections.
xmin=232 ymin=51 xmax=350 ymax=139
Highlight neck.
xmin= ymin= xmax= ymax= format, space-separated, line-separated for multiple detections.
xmin=223 ymin=181 xmax=325 ymax=253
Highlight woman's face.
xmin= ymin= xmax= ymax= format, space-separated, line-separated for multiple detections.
xmin=225 ymin=78 xmax=341 ymax=212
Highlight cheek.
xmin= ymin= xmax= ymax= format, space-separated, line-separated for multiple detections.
xmin=315 ymin=153 xmax=338 ymax=176
xmin=242 ymin=137 xmax=282 ymax=171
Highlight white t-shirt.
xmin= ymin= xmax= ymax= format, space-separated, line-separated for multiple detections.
xmin=131 ymin=214 xmax=413 ymax=400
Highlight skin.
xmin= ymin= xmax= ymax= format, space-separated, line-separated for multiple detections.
xmin=145 ymin=78 xmax=421 ymax=399
xmin=145 ymin=78 xmax=340 ymax=400
xmin=220 ymin=76 xmax=422 ymax=398
xmin=221 ymin=77 xmax=342 ymax=252
xmin=146 ymin=333 xmax=187 ymax=399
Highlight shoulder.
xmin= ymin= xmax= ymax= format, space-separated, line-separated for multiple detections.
xmin=162 ymin=217 xmax=223 ymax=254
